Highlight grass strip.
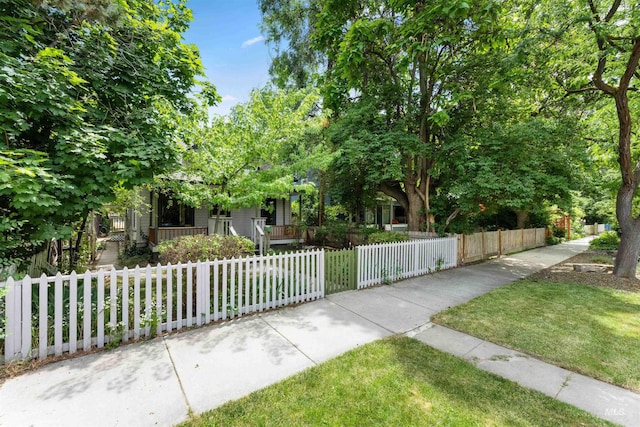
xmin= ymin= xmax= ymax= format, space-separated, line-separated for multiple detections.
xmin=433 ymin=280 xmax=640 ymax=392
xmin=181 ymin=336 xmax=613 ymax=426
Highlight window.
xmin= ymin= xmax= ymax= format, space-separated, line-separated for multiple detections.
xmin=261 ymin=198 xmax=277 ymax=225
xmin=158 ymin=192 xmax=194 ymax=227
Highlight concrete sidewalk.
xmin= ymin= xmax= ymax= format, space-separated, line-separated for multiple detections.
xmin=1 ymin=238 xmax=638 ymax=426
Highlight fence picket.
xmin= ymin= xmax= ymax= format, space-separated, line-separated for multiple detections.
xmin=44 ymin=274 xmax=53 ymax=358
xmin=122 ymin=267 xmax=129 ymax=342
xmin=221 ymin=260 xmax=228 ymax=320
xmin=145 ymin=265 xmax=152 ymax=336
xmin=97 ymin=270 xmax=105 ymax=348
xmin=4 ymin=278 xmax=16 ymax=361
xmin=155 ymin=264 xmax=162 ymax=336
xmin=186 ymin=262 xmax=193 ymax=327
xmin=133 ymin=266 xmax=141 ymax=340
xmin=176 ymin=263 xmax=183 ymax=330
xmin=83 ymin=271 xmax=92 ymax=351
xmin=231 ymin=259 xmax=236 ymax=316
xmin=203 ymin=261 xmax=211 ymax=324
xmin=109 ymin=268 xmax=117 ymax=330
xmin=53 ymin=273 xmax=62 ymax=356
xmin=167 ymin=263 xmax=173 ymax=332
xmin=21 ymin=276 xmax=33 ymax=359
xmin=213 ymin=261 xmax=219 ymax=321
xmin=69 ymin=272 xmax=77 ymax=354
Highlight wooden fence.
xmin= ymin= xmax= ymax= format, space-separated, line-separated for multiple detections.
xmin=1 ymin=250 xmax=323 ymax=364
xmin=456 ymin=228 xmax=546 ymax=263
xmin=357 ymin=238 xmax=457 ymax=289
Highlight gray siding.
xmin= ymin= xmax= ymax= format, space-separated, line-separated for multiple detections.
xmin=194 ymin=207 xmax=209 ymax=228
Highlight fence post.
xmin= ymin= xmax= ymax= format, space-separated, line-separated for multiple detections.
xmin=498 ymin=230 xmax=503 ymax=255
xmin=481 ymin=230 xmax=486 ymax=261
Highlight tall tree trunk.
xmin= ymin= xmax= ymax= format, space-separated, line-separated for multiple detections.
xmin=405 ymin=185 xmax=424 ymax=231
xmin=611 ymin=60 xmax=640 ymax=278
xmin=614 ymin=183 xmax=640 ymax=277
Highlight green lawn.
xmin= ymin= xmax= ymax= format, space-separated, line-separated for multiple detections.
xmin=180 ymin=337 xmax=612 ymax=427
xmin=433 ymin=280 xmax=640 ymax=392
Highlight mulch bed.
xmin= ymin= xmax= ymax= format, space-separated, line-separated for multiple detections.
xmin=529 ymin=250 xmax=640 ymax=292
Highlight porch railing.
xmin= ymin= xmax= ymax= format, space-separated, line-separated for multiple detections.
xmin=148 ymin=227 xmax=208 ymax=245
xmin=269 ymin=225 xmax=298 ymax=240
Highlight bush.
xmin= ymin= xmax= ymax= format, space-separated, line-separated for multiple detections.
xmin=118 ymin=245 xmax=153 ymax=268
xmin=367 ymin=231 xmax=411 ymax=244
xmin=552 ymin=226 xmax=566 ymax=239
xmin=546 ymin=236 xmax=561 ymax=246
xmin=157 ymin=234 xmax=255 ymax=264
xmin=589 ymin=231 xmax=620 ymax=250
xmin=313 ymin=221 xmax=350 ymax=248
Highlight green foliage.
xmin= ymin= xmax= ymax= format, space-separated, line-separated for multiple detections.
xmin=0 ymin=0 xmax=213 ymax=267
xmin=589 ymin=232 xmax=620 ymax=251
xmin=546 ymin=236 xmax=561 ymax=246
xmin=157 ymin=234 xmax=255 ymax=264
xmin=552 ymin=226 xmax=566 ymax=239
xmin=367 ymin=232 xmax=410 ymax=244
xmin=164 ymin=86 xmax=330 ymax=213
xmin=313 ymin=221 xmax=350 ymax=248
xmin=118 ymin=245 xmax=153 ymax=269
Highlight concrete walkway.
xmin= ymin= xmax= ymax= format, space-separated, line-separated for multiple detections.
xmin=1 ymin=238 xmax=638 ymax=426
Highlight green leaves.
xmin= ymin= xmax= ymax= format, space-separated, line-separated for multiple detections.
xmin=0 ymin=0 xmax=212 ymax=267
xmin=164 ymin=86 xmax=329 ymax=213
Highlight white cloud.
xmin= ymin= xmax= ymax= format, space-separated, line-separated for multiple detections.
xmin=221 ymin=95 xmax=237 ymax=103
xmin=241 ymin=35 xmax=264 ymax=48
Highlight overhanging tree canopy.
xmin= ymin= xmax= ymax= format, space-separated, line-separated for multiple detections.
xmin=0 ymin=0 xmax=215 ymax=268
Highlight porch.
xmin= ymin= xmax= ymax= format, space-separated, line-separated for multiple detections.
xmin=147 ymin=221 xmax=300 ymax=246
xmin=148 ymin=226 xmax=209 ymax=245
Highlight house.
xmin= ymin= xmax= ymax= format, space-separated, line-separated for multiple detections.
xmin=358 ymin=196 xmax=409 ymax=231
xmin=126 ymin=188 xmax=300 ymax=250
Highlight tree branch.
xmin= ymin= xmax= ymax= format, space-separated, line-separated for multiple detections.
xmin=619 ymin=38 xmax=640 ymax=92
xmin=604 ymin=0 xmax=622 ymax=22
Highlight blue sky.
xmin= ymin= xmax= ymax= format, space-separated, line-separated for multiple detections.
xmin=183 ymin=0 xmax=272 ymax=116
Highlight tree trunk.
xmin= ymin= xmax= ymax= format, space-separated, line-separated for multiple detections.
xmin=613 ymin=227 xmax=640 ymax=278
xmin=405 ymin=185 xmax=424 ymax=231
xmin=514 ymin=210 xmax=529 ymax=229
xmin=613 ymin=182 xmax=640 ymax=278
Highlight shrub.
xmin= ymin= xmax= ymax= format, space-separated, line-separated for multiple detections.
xmin=157 ymin=234 xmax=255 ymax=264
xmin=313 ymin=221 xmax=350 ymax=248
xmin=552 ymin=226 xmax=566 ymax=239
xmin=367 ymin=231 xmax=411 ymax=244
xmin=546 ymin=236 xmax=561 ymax=246
xmin=589 ymin=231 xmax=620 ymax=251
xmin=118 ymin=245 xmax=153 ymax=268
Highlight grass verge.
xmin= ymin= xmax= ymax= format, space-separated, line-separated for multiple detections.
xmin=433 ymin=280 xmax=640 ymax=392
xmin=180 ymin=336 xmax=612 ymax=427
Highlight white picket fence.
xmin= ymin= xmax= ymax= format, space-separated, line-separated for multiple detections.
xmin=1 ymin=237 xmax=459 ymax=364
xmin=357 ymin=238 xmax=457 ymax=289
xmin=2 ymin=250 xmax=324 ymax=363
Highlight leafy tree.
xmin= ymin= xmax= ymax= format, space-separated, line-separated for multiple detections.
xmin=445 ymin=118 xmax=586 ymax=229
xmin=525 ymin=0 xmax=640 ymax=277
xmin=262 ymin=0 xmax=508 ymax=231
xmin=163 ymin=87 xmax=332 ymax=222
xmin=0 ymin=0 xmax=214 ymax=270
